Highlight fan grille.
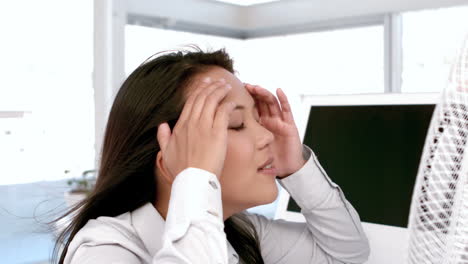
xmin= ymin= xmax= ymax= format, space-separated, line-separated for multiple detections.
xmin=407 ymin=36 xmax=468 ymax=263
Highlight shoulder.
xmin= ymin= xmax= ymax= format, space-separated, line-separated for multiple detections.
xmin=64 ymin=210 xmax=148 ymax=263
xmin=242 ymin=211 xmax=275 ymax=238
xmin=74 ymin=210 xmax=138 ymax=245
xmin=243 ymin=211 xmax=308 ymax=242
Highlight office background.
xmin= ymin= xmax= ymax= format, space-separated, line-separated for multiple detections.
xmin=1 ymin=0 xmax=468 ymax=263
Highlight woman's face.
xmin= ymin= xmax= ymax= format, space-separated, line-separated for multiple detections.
xmin=190 ymin=66 xmax=277 ymax=217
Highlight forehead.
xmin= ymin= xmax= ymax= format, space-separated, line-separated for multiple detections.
xmin=189 ymin=66 xmax=255 ymax=107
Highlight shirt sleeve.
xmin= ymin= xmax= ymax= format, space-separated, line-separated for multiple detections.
xmin=152 ymin=167 xmax=229 ymax=264
xmin=247 ymin=144 xmax=370 ymax=264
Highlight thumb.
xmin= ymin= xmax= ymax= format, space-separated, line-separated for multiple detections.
xmin=157 ymin=122 xmax=171 ymax=151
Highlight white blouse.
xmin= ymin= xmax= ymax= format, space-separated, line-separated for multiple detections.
xmin=64 ymin=145 xmax=370 ymax=263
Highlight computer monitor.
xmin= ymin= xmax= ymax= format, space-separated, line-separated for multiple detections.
xmin=275 ymin=92 xmax=440 ymax=264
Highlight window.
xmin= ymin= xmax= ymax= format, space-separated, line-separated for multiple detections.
xmin=125 ymin=25 xmax=244 ymax=76
xmin=0 ymin=0 xmax=94 ymax=185
xmin=235 ymin=26 xmax=384 ymax=95
xmin=0 ymin=1 xmax=94 ymax=262
xmin=401 ymin=5 xmax=468 ymax=93
xmin=126 ymin=24 xmax=384 ymax=96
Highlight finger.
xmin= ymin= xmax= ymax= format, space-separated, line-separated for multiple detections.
xmin=244 ymin=83 xmax=255 ymax=92
xmin=276 ymin=88 xmax=295 ymax=123
xmin=176 ymin=77 xmax=212 ymax=128
xmin=157 ymin=122 xmax=171 ymax=151
xmin=213 ymin=101 xmax=237 ymax=131
xmin=244 ymin=83 xmax=259 ymax=99
xmin=253 ymin=97 xmax=262 ymax=117
xmin=190 ymin=79 xmax=226 ymax=122
xmin=244 ymin=84 xmax=265 ymax=116
xmin=251 ymin=85 xmax=282 ymax=118
xmin=251 ymin=85 xmax=270 ymax=117
xmin=199 ymin=83 xmax=232 ymax=127
xmin=257 ymin=99 xmax=270 ymax=118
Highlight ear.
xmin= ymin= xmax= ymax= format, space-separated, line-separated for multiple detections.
xmin=155 ymin=150 xmax=174 ymax=185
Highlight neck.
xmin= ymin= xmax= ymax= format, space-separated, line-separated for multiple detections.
xmin=154 ymin=175 xmax=171 ymax=221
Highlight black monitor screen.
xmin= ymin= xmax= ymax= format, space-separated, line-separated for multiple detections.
xmin=287 ymin=104 xmax=435 ymax=228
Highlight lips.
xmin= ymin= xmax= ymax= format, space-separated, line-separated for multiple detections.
xmin=258 ymin=157 xmax=274 ymax=171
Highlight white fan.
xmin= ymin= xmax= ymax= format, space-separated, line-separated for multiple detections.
xmin=407 ymin=35 xmax=468 ymax=263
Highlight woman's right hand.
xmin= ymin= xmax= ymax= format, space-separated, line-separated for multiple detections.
xmin=156 ymin=77 xmax=236 ymax=181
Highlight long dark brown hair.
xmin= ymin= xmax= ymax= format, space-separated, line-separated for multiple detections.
xmin=52 ymin=47 xmax=264 ymax=264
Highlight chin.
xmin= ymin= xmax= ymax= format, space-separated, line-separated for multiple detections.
xmin=255 ymin=184 xmax=279 ymax=206
xmin=267 ymin=185 xmax=279 ymax=203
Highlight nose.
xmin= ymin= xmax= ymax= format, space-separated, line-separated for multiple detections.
xmin=256 ymin=125 xmax=274 ymax=150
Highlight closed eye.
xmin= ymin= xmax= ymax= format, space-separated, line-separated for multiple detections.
xmin=230 ymin=123 xmax=245 ymax=131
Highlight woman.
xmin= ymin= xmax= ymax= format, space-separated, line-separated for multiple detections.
xmin=55 ymin=48 xmax=370 ymax=263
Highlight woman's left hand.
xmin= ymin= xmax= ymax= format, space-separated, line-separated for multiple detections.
xmin=245 ymin=84 xmax=306 ymax=178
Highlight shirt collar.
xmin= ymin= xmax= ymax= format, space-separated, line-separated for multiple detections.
xmin=131 ymin=203 xmax=165 ymax=257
